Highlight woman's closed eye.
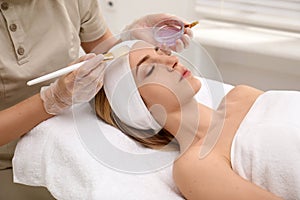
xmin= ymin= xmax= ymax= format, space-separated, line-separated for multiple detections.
xmin=135 ymin=64 xmax=155 ymax=82
xmin=139 ymin=64 xmax=155 ymax=78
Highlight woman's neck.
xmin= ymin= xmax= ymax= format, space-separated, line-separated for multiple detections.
xmin=164 ymin=99 xmax=213 ymax=151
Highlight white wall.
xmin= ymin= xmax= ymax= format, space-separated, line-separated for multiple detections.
xmin=98 ymin=0 xmax=196 ymax=34
xmin=205 ymin=46 xmax=300 ymax=90
xmin=98 ymin=0 xmax=300 ymax=91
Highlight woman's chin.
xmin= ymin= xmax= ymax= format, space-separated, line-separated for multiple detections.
xmin=192 ymin=76 xmax=202 ymax=94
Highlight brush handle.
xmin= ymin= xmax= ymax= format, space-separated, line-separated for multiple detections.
xmin=27 ymin=61 xmax=88 ymax=86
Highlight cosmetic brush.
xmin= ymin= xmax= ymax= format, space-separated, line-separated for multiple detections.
xmin=184 ymin=21 xmax=199 ymax=28
xmin=27 ymin=46 xmax=130 ymax=86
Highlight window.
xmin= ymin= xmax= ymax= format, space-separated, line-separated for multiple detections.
xmin=195 ymin=0 xmax=300 ymax=32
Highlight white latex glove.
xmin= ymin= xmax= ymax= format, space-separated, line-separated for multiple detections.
xmin=121 ymin=13 xmax=193 ymax=52
xmin=40 ymin=53 xmax=105 ymax=115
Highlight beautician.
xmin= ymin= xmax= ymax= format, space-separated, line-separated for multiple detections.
xmin=0 ymin=0 xmax=192 ymax=199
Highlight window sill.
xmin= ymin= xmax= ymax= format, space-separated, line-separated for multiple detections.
xmin=193 ymin=20 xmax=300 ymax=61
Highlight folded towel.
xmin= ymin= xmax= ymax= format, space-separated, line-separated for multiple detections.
xmin=12 ymin=78 xmax=233 ymax=200
xmin=231 ymin=90 xmax=300 ymax=200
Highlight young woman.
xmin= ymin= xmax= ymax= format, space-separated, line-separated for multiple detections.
xmin=95 ymin=40 xmax=300 ymax=200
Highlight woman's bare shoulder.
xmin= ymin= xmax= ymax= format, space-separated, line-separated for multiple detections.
xmin=173 ymin=148 xmax=230 ymax=199
xmin=173 ymin=146 xmax=282 ymax=200
xmin=173 ymin=146 xmax=230 ymax=177
xmin=217 ymin=84 xmax=264 ymax=117
xmin=227 ymin=85 xmax=264 ymax=100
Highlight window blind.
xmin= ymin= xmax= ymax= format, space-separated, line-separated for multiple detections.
xmin=195 ymin=0 xmax=300 ymax=32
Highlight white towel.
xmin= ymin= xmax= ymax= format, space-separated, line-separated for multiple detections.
xmin=231 ymin=91 xmax=300 ymax=200
xmin=13 ymin=103 xmax=183 ymax=200
xmin=12 ymin=78 xmax=233 ymax=200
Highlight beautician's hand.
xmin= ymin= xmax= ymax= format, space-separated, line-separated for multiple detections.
xmin=121 ymin=13 xmax=193 ymax=52
xmin=40 ymin=53 xmax=105 ymax=115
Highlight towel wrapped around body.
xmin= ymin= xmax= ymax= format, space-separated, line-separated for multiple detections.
xmin=231 ymin=90 xmax=300 ymax=200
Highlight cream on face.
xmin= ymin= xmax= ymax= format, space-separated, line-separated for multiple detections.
xmin=103 ymin=40 xmax=201 ymax=131
xmin=128 ymin=41 xmax=201 ymax=113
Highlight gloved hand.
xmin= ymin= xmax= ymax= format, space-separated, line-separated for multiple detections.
xmin=40 ymin=53 xmax=105 ymax=115
xmin=121 ymin=13 xmax=193 ymax=52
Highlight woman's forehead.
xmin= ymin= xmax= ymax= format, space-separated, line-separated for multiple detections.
xmin=129 ymin=41 xmax=155 ymax=68
xmin=132 ymin=40 xmax=153 ymax=49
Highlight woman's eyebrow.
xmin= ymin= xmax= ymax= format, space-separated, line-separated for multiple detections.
xmin=136 ymin=55 xmax=150 ymax=67
xmin=136 ymin=55 xmax=150 ymax=74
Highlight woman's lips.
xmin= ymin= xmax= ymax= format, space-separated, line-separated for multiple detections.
xmin=183 ymin=70 xmax=191 ymax=78
xmin=180 ymin=69 xmax=191 ymax=81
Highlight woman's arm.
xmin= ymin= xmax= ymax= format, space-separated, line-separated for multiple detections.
xmin=173 ymin=152 xmax=283 ymax=200
xmin=0 ymin=94 xmax=52 ymax=146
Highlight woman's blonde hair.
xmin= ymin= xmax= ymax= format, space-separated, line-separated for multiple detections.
xmin=94 ymin=88 xmax=178 ymax=150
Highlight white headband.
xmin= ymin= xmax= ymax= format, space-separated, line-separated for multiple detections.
xmin=103 ymin=40 xmax=161 ymax=131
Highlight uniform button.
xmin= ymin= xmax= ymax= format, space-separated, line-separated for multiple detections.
xmin=1 ymin=2 xmax=9 ymax=10
xmin=17 ymin=47 xmax=25 ymax=56
xmin=9 ymin=24 xmax=17 ymax=32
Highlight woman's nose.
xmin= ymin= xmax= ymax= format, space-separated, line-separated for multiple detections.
xmin=159 ymin=55 xmax=179 ymax=68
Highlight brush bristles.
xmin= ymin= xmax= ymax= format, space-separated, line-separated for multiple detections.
xmin=109 ymin=45 xmax=130 ymax=60
xmin=103 ymin=52 xmax=114 ymax=60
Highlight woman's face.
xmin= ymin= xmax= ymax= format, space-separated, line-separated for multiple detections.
xmin=129 ymin=41 xmax=201 ymax=113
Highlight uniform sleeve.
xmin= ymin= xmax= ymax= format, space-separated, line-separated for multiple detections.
xmin=78 ymin=0 xmax=108 ymax=42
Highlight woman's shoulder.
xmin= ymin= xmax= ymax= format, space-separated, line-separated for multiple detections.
xmin=218 ymin=84 xmax=264 ymax=113
xmin=173 ymin=146 xmax=230 ymax=173
xmin=228 ymin=85 xmax=263 ymax=99
xmin=173 ymin=148 xmax=232 ymax=199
